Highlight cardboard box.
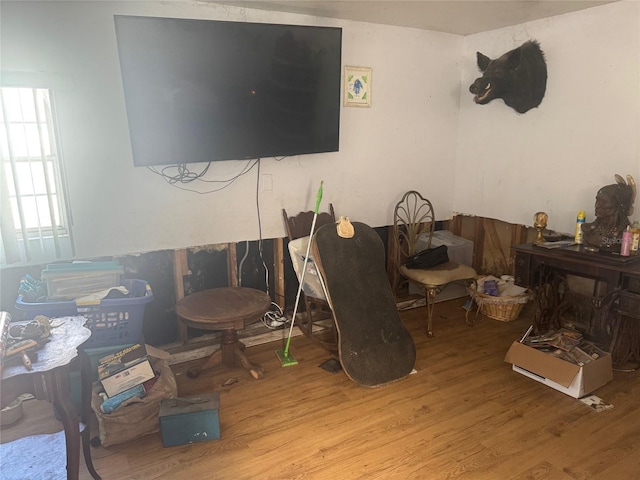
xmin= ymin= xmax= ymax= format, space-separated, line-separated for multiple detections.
xmin=504 ymin=341 xmax=612 ymax=398
xmin=98 ymin=343 xmax=155 ymax=397
xmin=159 ymin=393 xmax=220 ymax=447
xmin=100 ymin=359 xmax=154 ymax=398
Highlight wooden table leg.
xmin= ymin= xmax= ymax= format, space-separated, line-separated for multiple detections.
xmin=222 ymin=330 xmax=262 ymax=379
xmin=220 ymin=329 xmax=238 ymax=366
xmin=80 ymin=350 xmax=101 ymax=480
xmin=187 ymin=348 xmax=223 ymax=378
xmin=233 ymin=344 xmax=264 ymax=380
xmin=47 ymin=368 xmax=80 ymax=480
xmin=187 ymin=331 xmax=263 ymax=380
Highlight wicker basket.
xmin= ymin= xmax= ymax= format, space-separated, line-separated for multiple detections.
xmin=469 ymin=284 xmax=533 ymax=322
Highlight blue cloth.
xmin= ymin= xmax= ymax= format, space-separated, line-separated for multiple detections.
xmin=18 ymin=274 xmax=47 ymax=302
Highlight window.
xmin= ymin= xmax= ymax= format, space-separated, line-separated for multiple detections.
xmin=1 ymin=87 xmax=74 ymax=266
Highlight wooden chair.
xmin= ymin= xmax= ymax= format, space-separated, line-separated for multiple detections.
xmin=282 ymin=204 xmax=338 ymax=353
xmin=391 ymin=191 xmax=477 ymax=337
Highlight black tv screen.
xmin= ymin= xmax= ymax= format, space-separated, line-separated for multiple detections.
xmin=114 ymin=16 xmax=342 ymax=167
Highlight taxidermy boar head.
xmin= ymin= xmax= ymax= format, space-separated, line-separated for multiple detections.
xmin=469 ymin=40 xmax=547 ymax=114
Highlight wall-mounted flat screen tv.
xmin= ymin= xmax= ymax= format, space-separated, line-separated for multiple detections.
xmin=114 ymin=16 xmax=342 ymax=167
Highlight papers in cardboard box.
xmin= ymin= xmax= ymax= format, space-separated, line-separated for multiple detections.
xmin=504 ymin=340 xmax=612 ymax=398
xmin=521 ymin=328 xmax=607 ymax=366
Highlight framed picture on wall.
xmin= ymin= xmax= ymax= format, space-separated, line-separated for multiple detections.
xmin=344 ymin=66 xmax=372 ymax=107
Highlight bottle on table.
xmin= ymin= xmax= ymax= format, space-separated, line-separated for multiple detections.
xmin=574 ymin=210 xmax=586 ymax=244
xmin=621 ymin=226 xmax=632 ymax=257
xmin=630 ymin=221 xmax=640 ymax=255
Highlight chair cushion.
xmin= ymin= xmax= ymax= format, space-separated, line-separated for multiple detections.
xmin=400 ymin=261 xmax=477 ymax=286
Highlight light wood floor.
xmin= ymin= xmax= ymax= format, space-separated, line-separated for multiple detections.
xmin=4 ymin=299 xmax=640 ymax=479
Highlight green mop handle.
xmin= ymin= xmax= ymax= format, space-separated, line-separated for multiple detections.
xmin=283 ymin=181 xmax=323 ymax=356
xmin=315 ymin=181 xmax=323 ymax=214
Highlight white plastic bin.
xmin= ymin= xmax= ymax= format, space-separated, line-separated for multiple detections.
xmin=410 ymin=231 xmax=474 ymax=301
xmin=287 ymin=236 xmax=326 ymax=300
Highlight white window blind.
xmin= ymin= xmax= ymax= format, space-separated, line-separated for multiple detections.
xmin=0 ymin=87 xmax=74 ymax=266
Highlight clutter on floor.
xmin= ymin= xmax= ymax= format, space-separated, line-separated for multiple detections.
xmin=469 ymin=275 xmax=532 ymax=322
xmin=92 ymin=353 xmax=177 ymax=447
xmin=97 ymin=343 xmax=156 ymax=398
xmin=579 ymin=394 xmax=614 ymax=412
xmin=504 ymin=326 xmax=613 ymax=398
xmin=8 ymin=266 xmax=167 ymax=451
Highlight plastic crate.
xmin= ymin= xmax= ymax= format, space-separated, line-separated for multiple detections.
xmin=41 ymin=261 xmax=124 ymax=301
xmin=15 ymin=279 xmax=153 ymax=348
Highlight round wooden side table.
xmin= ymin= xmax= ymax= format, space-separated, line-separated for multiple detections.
xmin=176 ymin=287 xmax=271 ymax=380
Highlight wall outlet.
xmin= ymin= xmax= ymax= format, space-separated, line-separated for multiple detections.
xmin=262 ymin=174 xmax=272 ymax=192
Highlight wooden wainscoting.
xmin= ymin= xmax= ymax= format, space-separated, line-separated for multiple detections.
xmin=447 ymin=214 xmax=535 ymax=278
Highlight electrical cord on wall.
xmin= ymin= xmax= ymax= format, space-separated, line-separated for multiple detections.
xmin=147 ymin=159 xmax=258 ymax=193
xmin=255 ymin=159 xmax=269 ymax=290
xmin=149 ymin=162 xmax=211 ymax=182
xmin=238 ymin=240 xmax=250 ymax=288
xmin=255 ymin=159 xmax=288 ymax=328
xmin=147 ymin=156 xmax=287 ymax=327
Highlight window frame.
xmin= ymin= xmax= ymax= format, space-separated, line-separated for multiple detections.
xmin=1 ymin=85 xmax=74 ymax=266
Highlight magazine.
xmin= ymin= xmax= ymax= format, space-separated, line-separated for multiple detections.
xmin=524 ymin=328 xmax=582 ymax=351
xmin=521 ymin=327 xmax=607 ymax=367
xmin=535 ymin=240 xmax=577 ymax=249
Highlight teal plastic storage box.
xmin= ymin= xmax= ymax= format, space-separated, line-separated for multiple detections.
xmin=159 ymin=393 xmax=220 ymax=447
xmin=15 ymin=279 xmax=152 ymax=348
xmin=41 ymin=261 xmax=124 ymax=300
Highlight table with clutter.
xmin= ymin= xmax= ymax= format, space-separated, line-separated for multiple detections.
xmin=512 ymin=242 xmax=640 ymax=366
xmin=0 ymin=314 xmax=101 ymax=480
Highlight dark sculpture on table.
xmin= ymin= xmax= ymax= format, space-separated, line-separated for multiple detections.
xmin=583 ymin=174 xmax=636 ymax=253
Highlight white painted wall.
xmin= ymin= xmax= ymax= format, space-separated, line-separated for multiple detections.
xmin=2 ymin=1 xmax=638 ymax=262
xmin=456 ymin=1 xmax=640 ymax=234
xmin=0 ymin=1 xmax=462 ymax=260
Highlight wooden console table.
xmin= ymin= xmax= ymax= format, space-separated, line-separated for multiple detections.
xmin=513 ymin=243 xmax=640 ymax=365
